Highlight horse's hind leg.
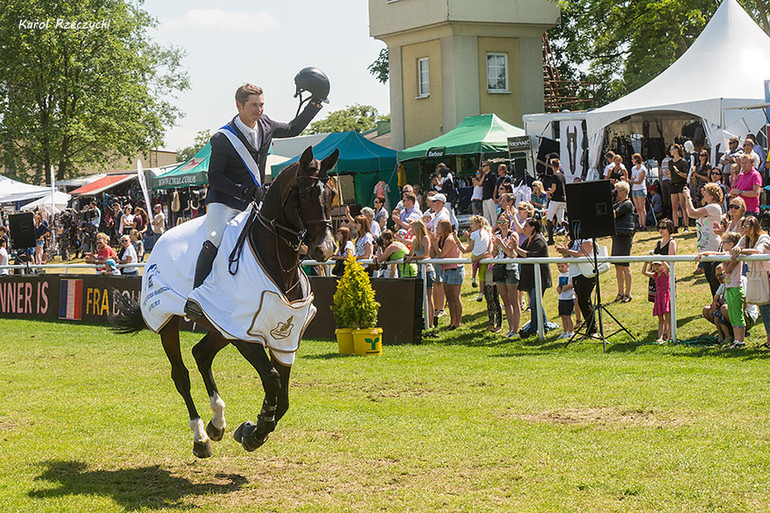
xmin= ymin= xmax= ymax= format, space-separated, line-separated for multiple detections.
xmin=192 ymin=332 xmax=230 ymax=442
xmin=160 ymin=317 xmax=212 ymax=459
xmin=230 ymin=340 xmax=280 ymax=452
xmin=272 ymin=357 xmax=292 ymax=423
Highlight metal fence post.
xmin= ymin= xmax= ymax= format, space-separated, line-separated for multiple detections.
xmin=669 ymin=261 xmax=677 ymax=343
xmin=421 ymin=262 xmax=429 ymax=330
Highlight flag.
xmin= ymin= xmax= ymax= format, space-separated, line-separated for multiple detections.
xmin=59 ymin=279 xmax=83 ymax=320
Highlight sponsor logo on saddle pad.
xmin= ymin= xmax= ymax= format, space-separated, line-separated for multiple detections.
xmin=270 ymin=316 xmax=294 ymax=340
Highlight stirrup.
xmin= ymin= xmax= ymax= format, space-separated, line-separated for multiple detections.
xmin=184 ymin=299 xmax=204 ymax=320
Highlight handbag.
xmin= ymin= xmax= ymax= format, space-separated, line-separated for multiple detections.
xmin=576 ymin=246 xmax=611 ymax=278
xmin=492 ymin=263 xmax=507 ymax=282
xmin=746 ymin=267 xmax=770 ymax=304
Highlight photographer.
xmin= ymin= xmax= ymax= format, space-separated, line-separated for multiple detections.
xmin=374 ymin=230 xmax=417 ymax=278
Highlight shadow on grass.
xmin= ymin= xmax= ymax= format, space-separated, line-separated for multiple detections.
xmin=30 ymin=460 xmax=247 ymax=510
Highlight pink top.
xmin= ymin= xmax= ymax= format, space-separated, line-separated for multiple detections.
xmin=735 ymin=169 xmax=762 ymax=213
xmin=439 ymin=236 xmax=461 ymax=270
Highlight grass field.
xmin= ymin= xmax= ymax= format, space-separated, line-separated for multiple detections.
xmin=2 ymin=229 xmax=770 ymax=511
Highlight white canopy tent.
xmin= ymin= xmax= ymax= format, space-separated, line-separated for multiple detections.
xmin=20 ymin=190 xmax=71 ymax=214
xmin=0 ymin=175 xmax=59 ymax=204
xmin=586 ymin=0 xmax=770 ymax=171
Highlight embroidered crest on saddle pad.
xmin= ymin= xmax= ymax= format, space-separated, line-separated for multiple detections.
xmin=141 ymin=206 xmax=316 ymax=366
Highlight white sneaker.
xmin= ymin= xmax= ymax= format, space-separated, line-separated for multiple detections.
xmin=505 ymin=330 xmax=519 ymax=339
xmin=476 ymin=294 xmax=484 ymax=302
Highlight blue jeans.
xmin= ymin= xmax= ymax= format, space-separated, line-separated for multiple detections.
xmin=527 ymin=287 xmax=548 ymax=333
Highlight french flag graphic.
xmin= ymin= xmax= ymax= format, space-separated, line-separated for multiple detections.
xmin=59 ymin=279 xmax=83 ymax=320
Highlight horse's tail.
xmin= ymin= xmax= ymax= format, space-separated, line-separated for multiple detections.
xmin=109 ymin=289 xmax=147 ymax=334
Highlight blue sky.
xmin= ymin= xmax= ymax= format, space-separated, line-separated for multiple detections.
xmin=143 ymin=1 xmax=390 ymax=151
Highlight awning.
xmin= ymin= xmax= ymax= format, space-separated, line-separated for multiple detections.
xmin=70 ymin=173 xmax=135 ymax=196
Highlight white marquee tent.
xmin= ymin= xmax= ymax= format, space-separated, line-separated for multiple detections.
xmin=585 ymin=0 xmax=770 ymax=171
xmin=0 ymin=175 xmax=59 ymax=204
xmin=19 ymin=190 xmax=71 ymax=214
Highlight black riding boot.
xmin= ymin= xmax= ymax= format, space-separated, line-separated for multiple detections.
xmin=184 ymin=240 xmax=218 ymax=319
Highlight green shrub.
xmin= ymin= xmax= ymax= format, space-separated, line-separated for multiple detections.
xmin=331 ymin=254 xmax=380 ymax=329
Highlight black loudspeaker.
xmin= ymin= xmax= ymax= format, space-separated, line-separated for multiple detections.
xmin=566 ymin=180 xmax=615 ymax=239
xmin=8 ymin=212 xmax=36 ymax=249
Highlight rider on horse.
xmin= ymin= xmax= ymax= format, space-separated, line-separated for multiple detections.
xmin=185 ymin=69 xmax=330 ymax=320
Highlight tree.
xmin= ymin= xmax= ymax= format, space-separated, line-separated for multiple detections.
xmin=303 ymin=104 xmax=387 ymax=135
xmin=0 ymin=0 xmax=189 ymax=182
xmin=550 ymin=0 xmax=770 ymax=107
xmin=176 ymin=129 xmax=212 ymax=162
xmin=368 ymin=47 xmax=389 ymax=84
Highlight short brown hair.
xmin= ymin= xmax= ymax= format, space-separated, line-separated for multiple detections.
xmin=235 ymin=83 xmax=263 ymax=105
xmin=702 ymin=182 xmax=723 ymax=204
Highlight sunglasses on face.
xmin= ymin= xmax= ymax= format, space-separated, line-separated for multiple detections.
xmin=729 ymin=204 xmax=741 ymax=210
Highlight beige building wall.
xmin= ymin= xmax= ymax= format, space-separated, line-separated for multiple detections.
xmin=402 ymin=39 xmax=443 ymax=148
xmin=369 ymin=0 xmax=559 ymax=151
xmin=477 ymin=37 xmax=521 ymax=125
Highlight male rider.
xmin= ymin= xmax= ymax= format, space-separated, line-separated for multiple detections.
xmin=185 ymin=72 xmax=328 ymax=319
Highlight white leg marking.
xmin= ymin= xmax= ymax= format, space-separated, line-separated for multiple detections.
xmin=190 ymin=417 xmax=209 ymax=443
xmin=210 ymin=393 xmax=226 ymax=430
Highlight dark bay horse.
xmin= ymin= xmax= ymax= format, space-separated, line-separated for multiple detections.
xmin=111 ymin=146 xmax=338 ymax=458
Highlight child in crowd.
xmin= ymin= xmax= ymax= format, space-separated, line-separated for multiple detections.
xmin=699 ymin=232 xmax=746 ymax=348
xmin=556 ymin=262 xmax=575 ymax=339
xmin=461 ymin=215 xmax=493 ymax=302
xmin=641 ymin=260 xmax=670 ymax=343
xmin=703 ymin=264 xmax=731 ymax=344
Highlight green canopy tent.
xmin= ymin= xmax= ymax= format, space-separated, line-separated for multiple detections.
xmin=271 ymin=131 xmax=399 ymax=208
xmin=397 ymin=113 xmax=525 ymax=161
xmin=153 ymin=143 xmax=210 ymax=189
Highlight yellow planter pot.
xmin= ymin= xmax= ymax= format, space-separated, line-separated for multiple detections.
xmin=335 ymin=328 xmax=355 ymax=355
xmin=353 ymin=328 xmax=383 ymax=356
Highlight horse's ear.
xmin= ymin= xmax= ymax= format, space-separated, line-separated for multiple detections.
xmin=299 ymin=146 xmax=314 ymax=171
xmin=320 ymin=149 xmax=339 ymax=175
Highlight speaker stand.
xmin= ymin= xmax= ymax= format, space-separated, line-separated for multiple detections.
xmin=565 ymin=239 xmax=636 ymax=350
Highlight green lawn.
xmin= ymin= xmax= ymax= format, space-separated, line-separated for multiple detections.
xmin=1 ymin=305 xmax=770 ymax=511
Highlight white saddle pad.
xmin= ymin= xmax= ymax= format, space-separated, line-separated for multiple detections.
xmin=141 ymin=207 xmax=316 ymax=365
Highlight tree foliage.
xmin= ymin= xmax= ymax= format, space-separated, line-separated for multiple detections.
xmin=550 ymin=0 xmax=770 ymax=107
xmin=368 ymin=47 xmax=389 ymax=84
xmin=0 ymin=0 xmax=189 ymax=182
xmin=303 ymin=104 xmax=386 ymax=135
xmin=176 ymin=129 xmax=212 ymax=162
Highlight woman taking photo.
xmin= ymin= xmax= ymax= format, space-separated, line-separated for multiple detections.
xmin=433 ymin=219 xmax=464 ymax=330
xmin=513 ymin=218 xmax=552 ymax=336
xmin=405 ymin=220 xmax=435 ymax=327
xmin=669 ymin=143 xmax=689 ymax=232
xmin=374 ymin=229 xmax=418 ymax=278
xmin=683 ymin=183 xmax=723 ymax=295
xmin=491 ymin=212 xmax=521 ymax=338
xmin=612 ymin=181 xmax=635 ymax=303
xmin=629 ymin=153 xmax=648 ymax=231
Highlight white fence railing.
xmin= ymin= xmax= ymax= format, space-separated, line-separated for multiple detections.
xmin=5 ymin=254 xmax=770 ymax=343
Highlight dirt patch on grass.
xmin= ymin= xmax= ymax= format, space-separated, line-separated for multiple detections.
xmin=513 ymin=406 xmax=687 ymax=429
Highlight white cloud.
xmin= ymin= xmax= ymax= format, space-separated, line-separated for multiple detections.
xmin=162 ymin=9 xmax=278 ymax=32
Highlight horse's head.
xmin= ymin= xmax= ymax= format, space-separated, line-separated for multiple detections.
xmin=266 ymin=146 xmax=338 ymax=262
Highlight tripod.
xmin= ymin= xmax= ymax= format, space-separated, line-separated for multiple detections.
xmin=565 ymin=238 xmax=636 ymax=350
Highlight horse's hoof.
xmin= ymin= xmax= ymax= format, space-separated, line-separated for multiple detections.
xmin=193 ymin=439 xmax=213 ymax=459
xmin=206 ymin=420 xmax=225 ymax=442
xmin=233 ymin=421 xmax=268 ymax=452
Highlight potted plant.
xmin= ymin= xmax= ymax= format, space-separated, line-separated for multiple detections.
xmin=331 ymin=254 xmax=382 ymax=355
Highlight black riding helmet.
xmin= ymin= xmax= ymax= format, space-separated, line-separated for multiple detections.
xmin=294 ymin=67 xmax=330 ymax=103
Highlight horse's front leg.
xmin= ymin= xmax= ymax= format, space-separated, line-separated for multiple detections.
xmin=231 ymin=340 xmax=280 ymax=452
xmin=272 ymin=357 xmax=291 ymax=423
xmin=192 ymin=332 xmax=230 ymax=442
xmin=160 ymin=317 xmax=211 ymax=459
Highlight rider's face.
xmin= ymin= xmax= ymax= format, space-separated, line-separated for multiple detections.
xmin=236 ymin=94 xmax=264 ymax=128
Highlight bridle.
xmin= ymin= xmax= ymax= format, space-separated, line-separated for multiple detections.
xmin=228 ymin=172 xmax=333 ymax=280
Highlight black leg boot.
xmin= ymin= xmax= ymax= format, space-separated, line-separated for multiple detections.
xmin=184 ymin=240 xmax=218 ymax=319
xmin=547 ymin=220 xmax=555 ymax=245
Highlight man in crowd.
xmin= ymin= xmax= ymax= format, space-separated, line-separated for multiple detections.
xmin=720 ymin=136 xmax=743 ymax=176
xmin=480 ymin=160 xmax=498 ymax=227
xmin=392 ymin=192 xmax=423 ymax=231
xmin=493 ymin=163 xmax=512 ymax=205
xmin=544 ymin=158 xmax=568 ymax=245
xmin=84 ymin=232 xmax=119 ymax=273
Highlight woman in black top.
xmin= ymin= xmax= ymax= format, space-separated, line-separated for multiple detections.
xmin=612 ymin=181 xmax=635 ymax=303
xmin=669 ymin=143 xmax=689 ymax=232
xmin=513 ymin=218 xmax=552 ymax=336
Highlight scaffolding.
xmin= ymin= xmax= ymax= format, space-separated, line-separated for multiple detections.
xmin=542 ymin=33 xmax=594 ymax=113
